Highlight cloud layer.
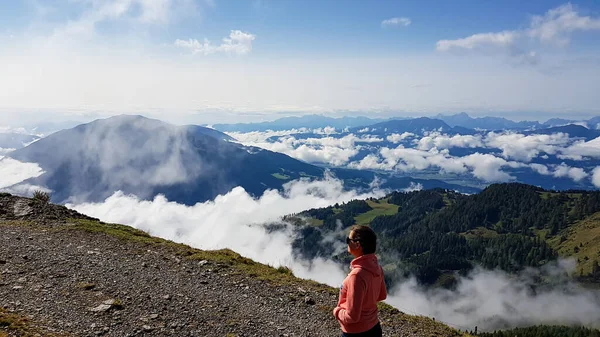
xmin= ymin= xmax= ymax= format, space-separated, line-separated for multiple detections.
xmin=69 ymin=176 xmax=384 ymax=285
xmin=66 ymin=176 xmax=600 ymax=331
xmin=228 ymin=128 xmax=600 ymax=185
xmin=0 ymin=156 xmax=44 ymax=189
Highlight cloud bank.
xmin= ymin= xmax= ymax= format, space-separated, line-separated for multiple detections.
xmin=69 ymin=175 xmax=385 ymax=285
xmin=0 ymin=156 xmax=44 ymax=189
xmin=67 ymin=176 xmax=600 ymax=332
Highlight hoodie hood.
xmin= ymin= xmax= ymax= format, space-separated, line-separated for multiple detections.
xmin=350 ymin=254 xmax=381 ymax=277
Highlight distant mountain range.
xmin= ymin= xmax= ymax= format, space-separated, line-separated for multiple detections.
xmin=211 ymin=112 xmax=600 ymax=133
xmin=211 ymin=115 xmax=391 ymax=132
xmin=358 ymin=117 xmax=479 ymax=136
xmin=5 ymin=115 xmax=477 ymax=204
xmin=523 ymin=124 xmax=600 ymax=141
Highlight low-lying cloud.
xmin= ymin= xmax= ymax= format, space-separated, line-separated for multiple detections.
xmin=68 ymin=176 xmax=600 ymax=332
xmin=228 ymin=128 xmax=600 ymax=186
xmin=69 ymin=175 xmax=385 ymax=285
xmin=229 ymin=131 xmax=382 ymax=166
xmin=349 ymin=147 xmax=521 ymax=182
xmin=0 ymin=156 xmax=44 ymax=189
xmin=388 ymin=260 xmax=600 ymax=331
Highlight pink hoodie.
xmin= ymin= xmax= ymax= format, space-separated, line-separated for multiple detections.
xmin=333 ymin=254 xmax=387 ymax=333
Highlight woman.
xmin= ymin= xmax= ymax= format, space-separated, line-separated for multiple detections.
xmin=333 ymin=225 xmax=387 ymax=337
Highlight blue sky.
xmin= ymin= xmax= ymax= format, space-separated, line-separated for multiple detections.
xmin=1 ymin=0 xmax=600 ymax=124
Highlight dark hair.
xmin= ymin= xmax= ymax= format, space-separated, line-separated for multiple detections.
xmin=350 ymin=225 xmax=377 ymax=254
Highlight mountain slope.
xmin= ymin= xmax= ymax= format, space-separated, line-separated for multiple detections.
xmin=289 ymin=183 xmax=600 ymax=286
xmin=7 ymin=115 xmax=325 ymax=205
xmin=0 ymin=193 xmax=467 ymax=337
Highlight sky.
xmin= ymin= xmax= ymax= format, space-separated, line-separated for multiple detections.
xmin=1 ymin=0 xmax=600 ymax=125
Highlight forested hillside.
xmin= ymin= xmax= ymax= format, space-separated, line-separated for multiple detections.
xmin=288 ymin=183 xmax=600 ymax=287
xmin=479 ymin=325 xmax=600 ymax=337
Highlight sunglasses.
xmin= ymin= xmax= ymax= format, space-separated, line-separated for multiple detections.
xmin=346 ymin=237 xmax=361 ymax=244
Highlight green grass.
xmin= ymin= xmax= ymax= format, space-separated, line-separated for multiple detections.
xmin=546 ymin=212 xmax=600 ymax=276
xmin=354 ymin=199 xmax=399 ymax=225
xmin=271 ymin=173 xmax=290 ymax=180
xmin=461 ymin=227 xmax=499 ymax=240
xmin=307 ymin=218 xmax=324 ymax=226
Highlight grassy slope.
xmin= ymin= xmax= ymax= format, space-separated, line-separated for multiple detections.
xmin=354 ymin=199 xmax=399 ymax=225
xmin=546 ymin=212 xmax=600 ymax=276
xmin=0 ymin=218 xmax=468 ymax=337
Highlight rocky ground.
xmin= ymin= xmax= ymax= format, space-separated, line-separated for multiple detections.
xmin=0 ymin=193 xmax=466 ymax=337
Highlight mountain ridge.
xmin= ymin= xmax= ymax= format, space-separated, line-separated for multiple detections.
xmin=4 ymin=115 xmax=481 ymax=204
xmin=208 ymin=113 xmax=600 ymax=133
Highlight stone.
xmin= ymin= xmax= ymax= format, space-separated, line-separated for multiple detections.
xmin=90 ymin=304 xmax=112 ymax=312
xmin=304 ymin=296 xmax=315 ymax=305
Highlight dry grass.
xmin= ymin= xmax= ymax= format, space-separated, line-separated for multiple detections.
xmin=0 ymin=308 xmax=68 ymax=337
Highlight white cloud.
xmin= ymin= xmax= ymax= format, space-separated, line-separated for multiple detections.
xmin=175 ymin=30 xmax=256 ymax=56
xmin=386 ymin=132 xmax=414 ymax=144
xmin=0 ymin=148 xmax=16 ymax=155
xmin=349 ymin=153 xmax=391 ymax=171
xmin=68 ymin=176 xmax=384 ymax=285
xmin=417 ymin=133 xmax=483 ymax=151
xmin=559 ymin=137 xmax=600 ymax=160
xmin=436 ymin=3 xmax=600 ymax=63
xmin=436 ymin=31 xmax=518 ymax=52
xmin=381 ymin=17 xmax=411 ymax=27
xmin=485 ymin=132 xmax=571 ymax=162
xmin=348 ymin=146 xmax=518 ymax=182
xmin=228 ymin=132 xmax=382 ymax=166
xmin=401 ymin=182 xmax=423 ymax=192
xmin=591 ymin=167 xmax=600 ymax=188
xmin=459 ymin=153 xmax=517 ymax=182
xmin=552 ymin=163 xmax=588 ymax=182
xmin=313 ymin=126 xmax=337 ymax=135
xmin=528 ymin=3 xmax=600 ymax=45
xmin=226 ymin=129 xmax=311 ymax=143
xmin=286 ymin=144 xmax=359 ymax=166
xmin=54 ymin=0 xmax=198 ymax=38
xmin=388 ymin=261 xmax=600 ymax=331
xmin=0 ymin=156 xmax=45 ymax=189
xmin=529 ymin=163 xmax=551 ymax=175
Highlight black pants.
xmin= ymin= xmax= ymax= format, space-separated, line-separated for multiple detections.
xmin=341 ymin=322 xmax=382 ymax=337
